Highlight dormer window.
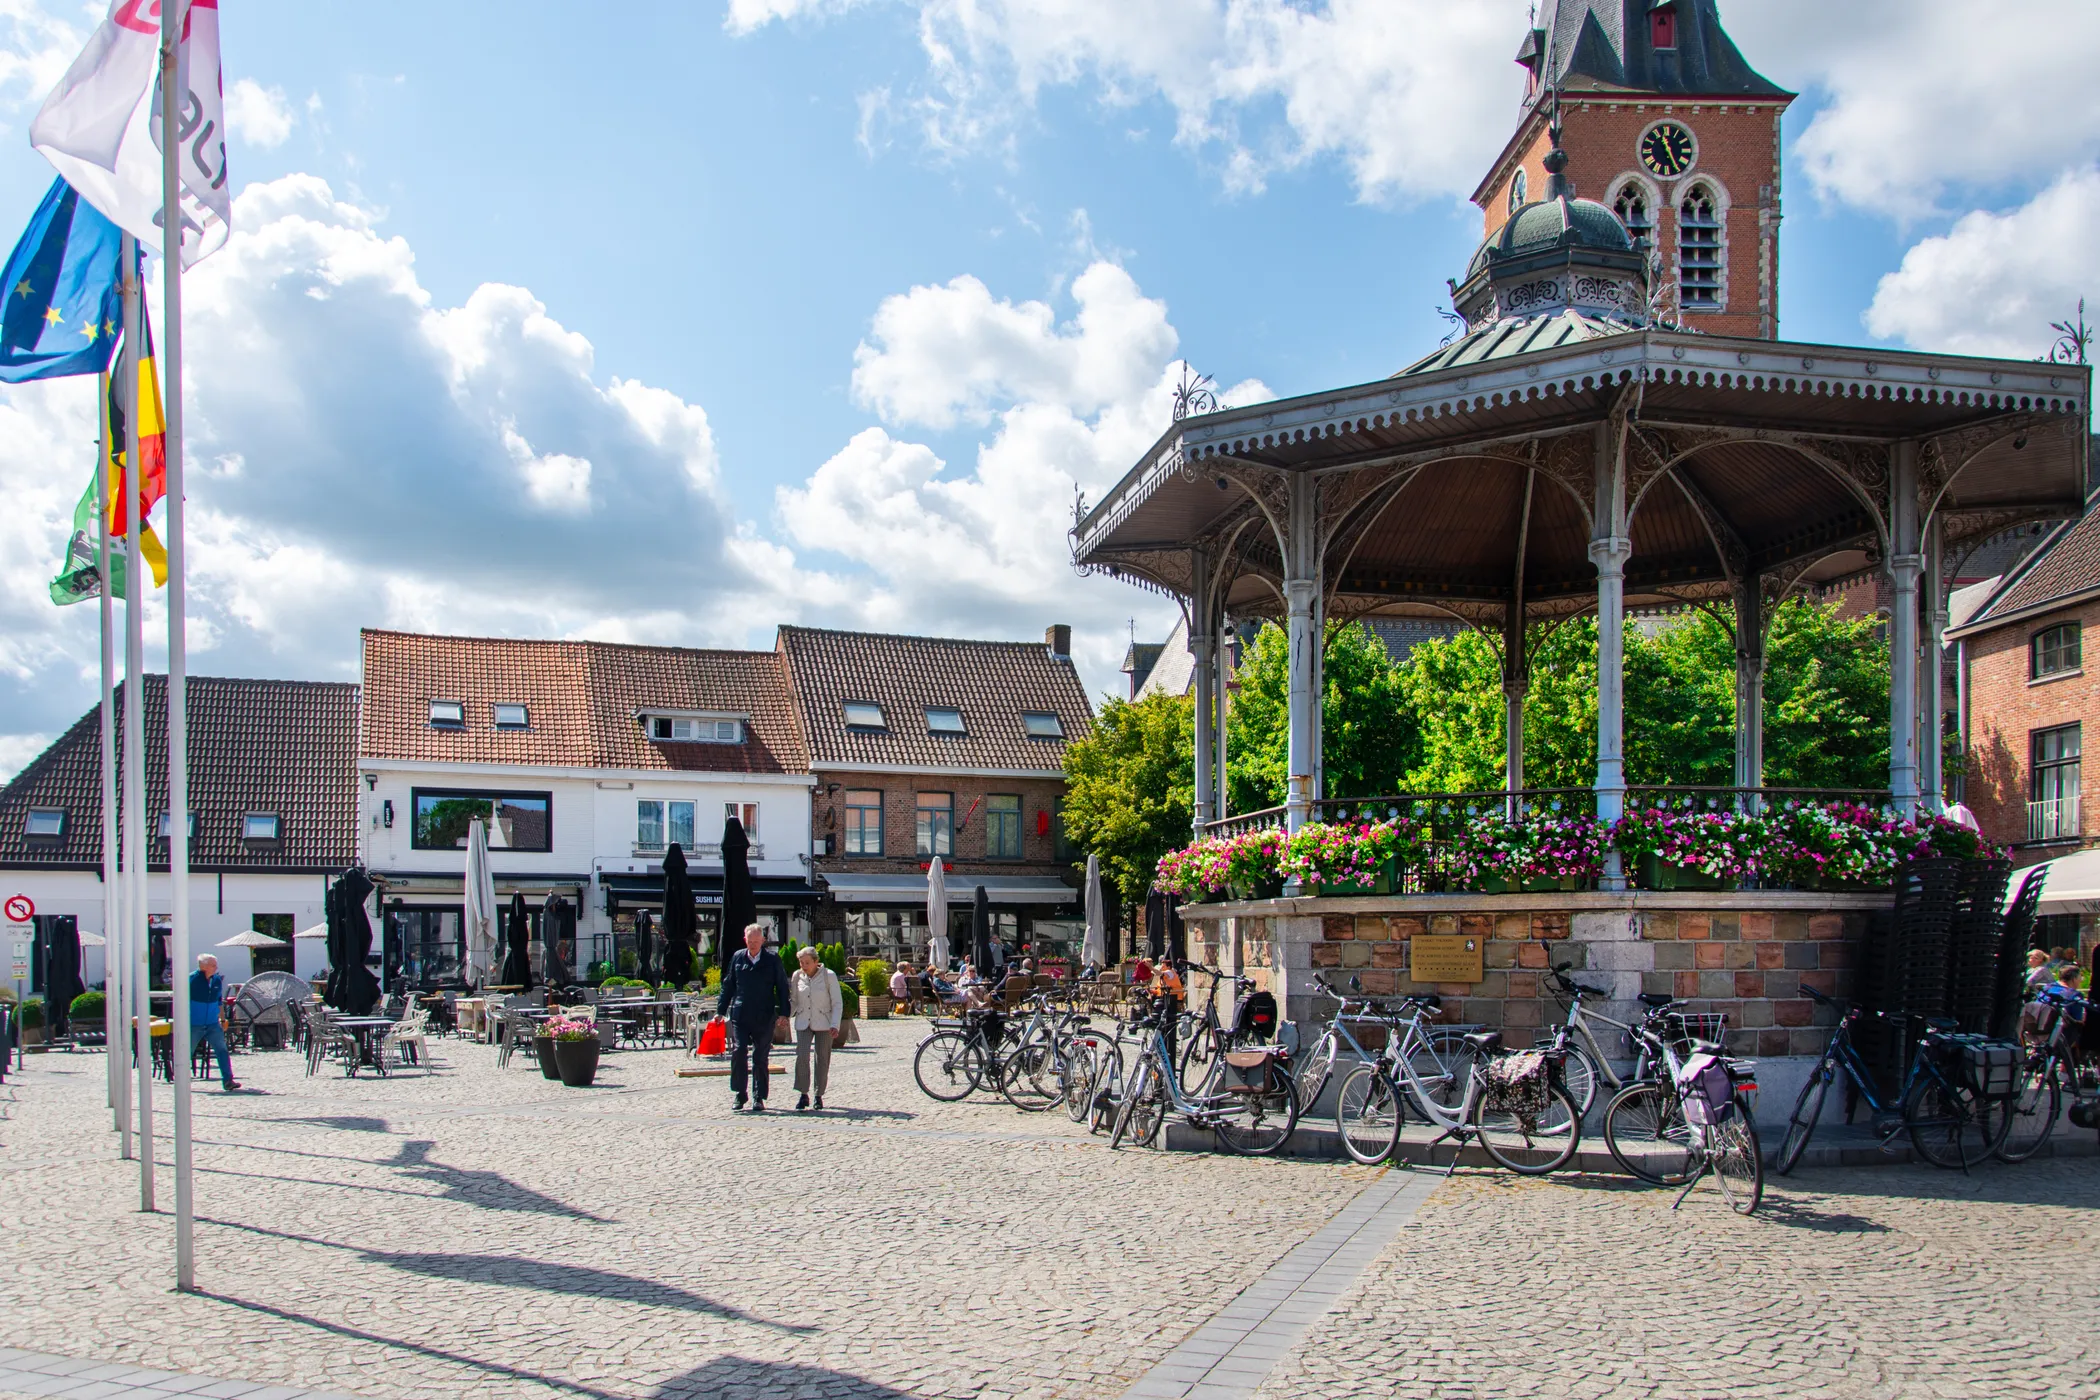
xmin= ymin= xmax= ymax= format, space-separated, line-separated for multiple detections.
xmin=925 ymin=707 xmax=966 ymax=736
xmin=1650 ymin=3 xmax=1678 ymax=51
xmin=650 ymin=716 xmax=741 ymax=744
xmin=843 ymin=701 xmax=886 ymax=729
xmin=1021 ymin=711 xmax=1064 ymax=739
xmin=156 ymin=811 xmax=197 ymax=840
xmin=492 ymin=703 xmax=529 ymax=730
xmin=427 ymin=699 xmax=465 ymax=728
xmin=242 ymin=813 xmax=281 ymax=842
xmin=24 ymin=809 xmax=65 ymax=838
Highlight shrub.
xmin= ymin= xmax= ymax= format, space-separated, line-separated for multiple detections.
xmin=70 ymin=990 xmax=106 ymax=1022
xmin=616 ymin=949 xmax=638 ymax=975
xmin=704 ymin=967 xmax=722 ymax=992
xmin=814 ymin=942 xmax=849 ymax=977
xmin=857 ymin=959 xmax=891 ymax=998
xmin=18 ymin=996 xmax=45 ymax=1030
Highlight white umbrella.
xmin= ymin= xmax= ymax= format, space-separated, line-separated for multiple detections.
xmin=1082 ymin=853 xmax=1107 ymax=969
xmin=2005 ymin=850 xmax=2100 ymax=915
xmin=463 ymin=816 xmax=499 ymax=988
xmin=293 ymin=923 xmax=328 ymax=940
xmin=925 ymin=857 xmax=951 ymax=971
xmin=216 ymin=930 xmax=289 ymax=949
xmin=79 ymin=930 xmax=106 ymax=947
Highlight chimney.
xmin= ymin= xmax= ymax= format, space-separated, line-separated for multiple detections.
xmin=1046 ymin=624 xmax=1071 ymax=660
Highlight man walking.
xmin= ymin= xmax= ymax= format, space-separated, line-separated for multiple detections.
xmin=189 ymin=954 xmax=239 ymax=1091
xmin=716 ymin=923 xmax=789 ymax=1112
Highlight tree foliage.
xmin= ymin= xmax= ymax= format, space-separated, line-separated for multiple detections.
xmin=1225 ymin=621 xmax=1419 ymax=812
xmin=1060 ymin=690 xmax=1195 ymax=903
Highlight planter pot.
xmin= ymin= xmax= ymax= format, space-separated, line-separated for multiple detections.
xmin=840 ymin=990 xmax=860 ymax=1020
xmin=1636 ymin=852 xmax=1739 ymax=892
xmin=553 ymin=1037 xmax=600 ymax=1087
xmin=532 ymin=1035 xmax=561 ymax=1079
xmin=863 ymin=994 xmax=893 ymax=1020
xmin=1229 ymin=879 xmax=1285 ymax=902
xmin=21 ymin=1026 xmax=45 ymax=1046
xmin=1318 ymin=859 xmax=1397 ymax=897
xmin=1477 ymin=874 xmax=1585 ymax=895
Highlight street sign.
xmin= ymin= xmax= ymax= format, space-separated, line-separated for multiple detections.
xmin=3 ymin=895 xmax=33 ymax=923
xmin=6 ymin=929 xmax=29 ymax=981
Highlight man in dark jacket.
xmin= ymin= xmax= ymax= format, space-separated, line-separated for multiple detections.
xmin=716 ymin=923 xmax=789 ymax=1112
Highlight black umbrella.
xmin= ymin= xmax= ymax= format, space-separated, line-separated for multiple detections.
xmin=384 ymin=897 xmax=405 ymax=990
xmin=971 ymin=885 xmax=992 ymax=975
xmin=500 ymin=890 xmax=533 ymax=989
xmin=720 ymin=818 xmax=756 ymax=970
xmin=44 ymin=922 xmax=82 ymax=1038
xmin=1167 ymin=893 xmax=1187 ymax=965
xmin=661 ymin=844 xmax=697 ymax=986
xmin=542 ymin=895 xmax=573 ymax=988
xmin=1144 ymin=890 xmax=1168 ymax=961
xmin=325 ymin=868 xmax=381 ymax=1013
xmin=633 ymin=910 xmax=655 ymax=983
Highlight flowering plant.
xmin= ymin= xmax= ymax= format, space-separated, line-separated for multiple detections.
xmin=1444 ymin=810 xmax=1609 ymax=889
xmin=543 ymin=1015 xmax=596 ymax=1042
xmin=1614 ymin=806 xmax=1768 ymax=881
xmin=1279 ymin=818 xmax=1421 ymax=889
xmin=1155 ymin=828 xmax=1288 ymax=896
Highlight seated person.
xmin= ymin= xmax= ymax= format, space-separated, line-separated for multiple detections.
xmin=890 ymin=963 xmax=911 ymax=1007
xmin=2037 ymin=964 xmax=2090 ymax=1024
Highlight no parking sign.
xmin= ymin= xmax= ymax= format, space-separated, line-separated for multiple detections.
xmin=5 ymin=895 xmax=31 ymax=983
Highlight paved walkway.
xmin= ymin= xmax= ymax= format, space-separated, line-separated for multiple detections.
xmin=0 ymin=1348 xmax=360 ymax=1400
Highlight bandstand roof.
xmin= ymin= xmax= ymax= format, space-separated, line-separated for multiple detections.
xmin=1071 ymin=328 xmax=2090 ymax=629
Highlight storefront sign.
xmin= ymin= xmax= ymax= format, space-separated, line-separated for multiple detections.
xmin=1410 ymin=934 xmax=1483 ymax=984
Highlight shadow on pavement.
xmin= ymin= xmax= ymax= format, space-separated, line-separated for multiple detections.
xmin=651 ymin=1356 xmax=913 ymax=1399
xmin=387 ymin=1138 xmax=607 ymax=1220
xmin=274 ymin=1115 xmax=394 ymax=1133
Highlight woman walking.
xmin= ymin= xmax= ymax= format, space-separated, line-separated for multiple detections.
xmin=792 ymin=946 xmax=842 ymax=1112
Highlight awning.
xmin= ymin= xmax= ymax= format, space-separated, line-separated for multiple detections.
xmin=600 ymin=874 xmax=821 ymax=911
xmin=822 ymin=873 xmax=1078 ymax=906
xmin=371 ymin=871 xmax=589 ymax=900
xmin=2005 ymin=852 xmax=2100 ymax=915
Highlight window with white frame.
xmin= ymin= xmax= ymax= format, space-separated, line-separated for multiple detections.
xmin=650 ymin=716 xmax=741 ymax=743
xmin=242 ymin=813 xmax=281 ymax=841
xmin=23 ymin=809 xmax=65 ymax=838
xmin=843 ymin=790 xmax=882 ymax=855
xmin=637 ymin=799 xmax=696 ymax=852
xmin=725 ymin=801 xmax=759 ymax=839
xmin=1679 ymin=186 xmax=1722 ymax=310
xmin=427 ymin=699 xmax=465 ymax=728
xmin=492 ymin=703 xmax=529 ymax=729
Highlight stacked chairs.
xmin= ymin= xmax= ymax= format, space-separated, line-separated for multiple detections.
xmin=1948 ymin=857 xmax=2012 ymax=1032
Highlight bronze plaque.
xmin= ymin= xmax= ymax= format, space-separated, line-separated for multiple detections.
xmin=1410 ymin=934 xmax=1484 ymax=984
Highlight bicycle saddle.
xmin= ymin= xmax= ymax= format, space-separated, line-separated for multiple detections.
xmin=1637 ymin=992 xmax=1676 ymax=1009
xmin=1461 ymin=1030 xmax=1502 ymax=1051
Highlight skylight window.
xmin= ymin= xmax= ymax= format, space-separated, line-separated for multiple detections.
xmin=157 ymin=811 xmax=197 ymax=840
xmin=242 ymin=813 xmax=281 ymax=841
xmin=428 ymin=699 xmax=465 ymax=728
xmin=843 ymin=701 xmax=886 ymax=729
xmin=1021 ymin=711 xmax=1064 ymax=739
xmin=24 ymin=809 xmax=65 ymax=838
xmin=926 ymin=707 xmax=966 ymax=735
xmin=493 ymin=703 xmax=529 ymax=730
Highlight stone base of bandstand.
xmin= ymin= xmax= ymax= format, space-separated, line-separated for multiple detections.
xmin=1179 ymin=890 xmax=1893 ymax=1132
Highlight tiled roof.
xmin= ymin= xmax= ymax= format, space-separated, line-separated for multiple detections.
xmin=778 ymin=626 xmax=1094 ymax=772
xmin=1963 ymin=499 xmax=2100 ymax=632
xmin=359 ymin=631 xmax=808 ymax=774
xmin=0 ymin=676 xmax=358 ymax=871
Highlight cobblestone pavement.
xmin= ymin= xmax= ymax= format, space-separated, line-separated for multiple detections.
xmin=1253 ymin=1161 xmax=2100 ymax=1400
xmin=4 ymin=1024 xmax=2096 ymax=1400
xmin=0 ymin=1022 xmax=1373 ymax=1400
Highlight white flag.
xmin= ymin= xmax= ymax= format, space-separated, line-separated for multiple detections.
xmin=30 ymin=0 xmax=230 ymax=267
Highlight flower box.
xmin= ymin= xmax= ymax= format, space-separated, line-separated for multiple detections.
xmin=1229 ymin=879 xmax=1285 ymax=902
xmin=1636 ymin=852 xmax=1738 ymax=892
xmin=1316 ymin=862 xmax=1396 ymax=897
xmin=1479 ymin=874 xmax=1583 ymax=894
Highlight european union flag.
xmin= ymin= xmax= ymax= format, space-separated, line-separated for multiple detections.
xmin=0 ymin=177 xmax=122 ymax=383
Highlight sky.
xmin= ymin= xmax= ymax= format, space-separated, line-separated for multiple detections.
xmin=0 ymin=0 xmax=2096 ymax=780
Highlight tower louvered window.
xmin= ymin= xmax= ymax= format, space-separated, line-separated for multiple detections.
xmin=1614 ymin=183 xmax=1652 ymax=252
xmin=1679 ymin=186 xmax=1722 ymax=309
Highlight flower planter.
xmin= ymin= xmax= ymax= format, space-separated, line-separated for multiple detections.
xmin=863 ymin=994 xmax=893 ymax=1020
xmin=552 ymin=1037 xmax=600 ymax=1087
xmin=532 ymin=1035 xmax=561 ymax=1079
xmin=1229 ymin=879 xmax=1285 ymax=903
xmin=1314 ymin=860 xmax=1396 ymax=897
xmin=1478 ymin=874 xmax=1583 ymax=895
xmin=1636 ymin=852 xmax=1738 ymax=892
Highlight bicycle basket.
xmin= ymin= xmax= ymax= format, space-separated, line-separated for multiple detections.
xmin=1483 ymin=1050 xmax=1550 ymax=1124
xmin=1675 ymin=1052 xmax=1737 ymax=1127
xmin=1663 ymin=1012 xmax=1729 ymax=1056
xmin=1231 ymin=989 xmax=1279 ymax=1042
xmin=1930 ymin=1032 xmax=2021 ymax=1099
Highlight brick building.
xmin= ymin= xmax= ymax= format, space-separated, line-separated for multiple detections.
xmin=780 ymin=624 xmax=1094 ymax=970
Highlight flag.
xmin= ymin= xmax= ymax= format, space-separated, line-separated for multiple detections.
xmin=103 ymin=307 xmax=166 ymax=536
xmin=0 ymin=177 xmax=122 ymax=382
xmin=49 ymin=470 xmax=165 ymax=605
xmin=30 ymin=0 xmax=230 ymax=267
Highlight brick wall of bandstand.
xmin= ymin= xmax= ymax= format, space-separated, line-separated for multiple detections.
xmin=1179 ymin=893 xmax=1894 ymax=1069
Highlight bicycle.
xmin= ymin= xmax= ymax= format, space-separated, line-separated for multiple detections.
xmin=1544 ymin=963 xmax=1687 ymax=1115
xmin=912 ymin=1003 xmax=1029 ymax=1103
xmin=1772 ymin=987 xmax=2015 ymax=1174
xmin=1109 ymin=992 xmax=1300 ymax=1156
xmin=1333 ymin=1003 xmax=1581 ymax=1175
xmin=1293 ymin=974 xmax=1477 ymax=1118
xmin=1996 ymin=993 xmax=2092 ymax=1163
xmin=1173 ymin=961 xmax=1271 ymax=1095
xmin=1597 ymin=1014 xmax=1763 ymax=1212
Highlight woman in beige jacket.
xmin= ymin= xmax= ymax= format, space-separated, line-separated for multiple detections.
xmin=791 ymin=947 xmax=842 ymax=1111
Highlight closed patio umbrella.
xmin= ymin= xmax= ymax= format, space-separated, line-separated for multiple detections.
xmin=633 ymin=909 xmax=655 ymax=983
xmin=719 ymin=818 xmax=756 ymax=969
xmin=925 ymin=858 xmax=950 ymax=971
xmin=971 ymin=885 xmax=992 ymax=975
xmin=44 ymin=922 xmax=82 ymax=1038
xmin=326 ymin=867 xmax=380 ymax=1013
xmin=661 ymin=843 xmax=697 ymax=986
xmin=1082 ymin=855 xmax=1107 ymax=970
xmin=1144 ymin=888 xmax=1167 ymax=961
xmin=462 ymin=816 xmax=498 ymax=989
xmin=500 ymin=891 xmax=533 ymax=989
xmin=542 ymin=895 xmax=573 ymax=988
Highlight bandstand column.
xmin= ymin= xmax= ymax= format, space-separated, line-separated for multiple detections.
xmin=1190 ymin=550 xmax=1217 ymax=830
xmin=1505 ymin=470 xmax=1534 ymax=798
xmin=1592 ymin=423 xmax=1630 ymax=889
xmin=1216 ymin=619 xmax=1232 ymax=820
xmin=1921 ymin=516 xmax=1947 ymax=812
xmin=1887 ymin=441 xmax=1923 ymax=814
xmin=1733 ymin=574 xmax=1765 ymax=803
xmin=1284 ymin=472 xmax=1322 ymax=832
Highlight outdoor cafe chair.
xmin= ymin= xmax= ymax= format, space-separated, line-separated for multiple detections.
xmin=387 ymin=1005 xmax=431 ymax=1070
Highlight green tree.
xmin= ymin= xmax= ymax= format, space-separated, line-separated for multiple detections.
xmin=1225 ymin=622 xmax=1420 ymax=812
xmin=1760 ymin=600 xmax=1890 ymax=787
xmin=1393 ymin=620 xmax=1599 ymax=792
xmin=1061 ymin=690 xmax=1195 ymax=903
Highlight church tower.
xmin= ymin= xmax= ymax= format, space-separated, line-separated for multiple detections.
xmin=1472 ymin=1 xmax=1794 ymax=339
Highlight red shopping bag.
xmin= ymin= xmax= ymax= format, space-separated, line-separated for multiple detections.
xmin=696 ymin=1018 xmax=728 ymax=1057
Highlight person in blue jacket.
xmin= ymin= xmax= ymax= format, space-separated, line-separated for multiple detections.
xmin=189 ymin=954 xmax=239 ymax=1091
xmin=715 ymin=923 xmax=790 ymax=1112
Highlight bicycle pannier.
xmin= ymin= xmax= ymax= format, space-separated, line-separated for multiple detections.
xmin=1675 ymin=1052 xmax=1737 ymax=1127
xmin=1935 ymin=1032 xmax=2020 ymax=1098
xmin=1221 ymin=1046 xmax=1287 ymax=1096
xmin=1484 ymin=1050 xmax=1550 ymax=1125
xmin=1232 ymin=989 xmax=1278 ymax=1041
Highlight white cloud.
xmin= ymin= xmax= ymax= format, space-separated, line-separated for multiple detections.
xmin=725 ymin=0 xmax=861 ymax=32
xmin=225 ymin=77 xmax=296 ymax=149
xmin=0 ymin=0 xmax=81 ymax=117
xmin=1864 ymin=167 xmax=2100 ymax=358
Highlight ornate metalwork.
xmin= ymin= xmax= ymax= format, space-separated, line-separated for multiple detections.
xmin=1171 ymin=362 xmax=1220 ymax=422
xmin=2046 ymin=300 xmax=2092 ymax=366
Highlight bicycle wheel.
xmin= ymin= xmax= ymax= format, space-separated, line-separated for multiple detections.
xmin=1995 ymin=1057 xmax=2062 ymax=1164
xmin=1473 ymin=1083 xmax=1582 ymax=1175
xmin=1061 ymin=1040 xmax=1099 ymax=1123
xmin=1711 ymin=1108 xmax=1764 ymax=1214
xmin=1213 ymin=1067 xmax=1301 ymax=1156
xmin=1335 ymin=1062 xmax=1403 ymax=1164
xmin=1112 ymin=1056 xmax=1165 ymax=1150
xmin=1557 ymin=1044 xmax=1603 ymax=1120
xmin=912 ymin=1031 xmax=984 ymax=1102
xmin=1774 ymin=1061 xmax=1831 ymax=1176
xmin=1405 ymin=1033 xmax=1475 ymax=1119
xmin=1178 ymin=1027 xmax=1220 ymax=1096
xmin=1602 ymin=1082 xmax=1695 ymax=1185
xmin=1905 ymin=1073 xmax=2010 ymax=1170
xmin=1293 ymin=1032 xmax=1339 ymax=1115
xmin=1000 ymin=1039 xmax=1062 ymax=1112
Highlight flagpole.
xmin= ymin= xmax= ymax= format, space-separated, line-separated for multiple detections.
xmin=122 ymin=231 xmax=153 ymax=1215
xmin=160 ymin=0 xmax=195 ymax=1293
xmin=98 ymin=368 xmax=127 ymax=1153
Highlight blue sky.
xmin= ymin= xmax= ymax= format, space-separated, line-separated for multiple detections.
xmin=0 ymin=0 xmax=2095 ymax=776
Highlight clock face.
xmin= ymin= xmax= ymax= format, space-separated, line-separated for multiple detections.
xmin=1640 ymin=122 xmax=1696 ymax=178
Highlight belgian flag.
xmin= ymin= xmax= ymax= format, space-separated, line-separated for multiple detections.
xmin=48 ymin=315 xmax=167 ymax=606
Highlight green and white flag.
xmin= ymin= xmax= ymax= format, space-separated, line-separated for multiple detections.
xmin=48 ymin=470 xmax=160 ymax=604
